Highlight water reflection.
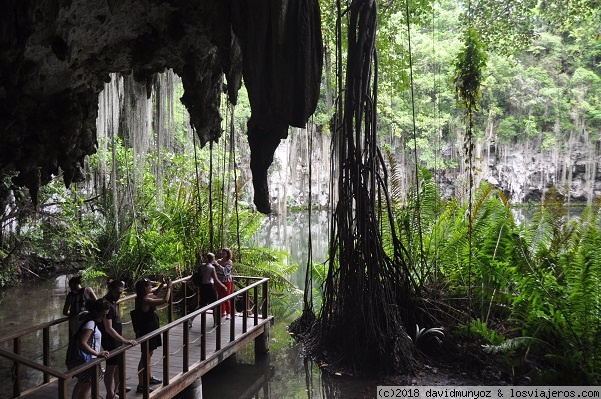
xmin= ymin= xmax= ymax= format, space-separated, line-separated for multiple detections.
xmin=199 ymin=328 xmax=376 ymax=399
xmin=511 ymin=204 xmax=586 ymax=225
xmin=0 ymin=275 xmax=72 ymax=397
xmin=251 ymin=210 xmax=330 ymax=288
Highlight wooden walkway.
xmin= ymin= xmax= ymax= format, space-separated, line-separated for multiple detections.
xmin=0 ymin=276 xmax=272 ymax=399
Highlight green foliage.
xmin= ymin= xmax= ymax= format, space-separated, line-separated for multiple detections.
xmin=371 ymin=0 xmax=601 ymax=171
xmin=91 ymin=136 xmax=281 ymax=284
xmin=496 ymin=116 xmax=523 ymax=143
xmin=389 ymin=175 xmax=601 ymax=382
xmin=466 ymin=0 xmax=537 ymax=54
xmin=452 ymin=27 xmax=488 ymax=113
xmin=537 ymin=0 xmax=600 ymax=33
xmin=507 ymin=193 xmax=601 ymax=383
xmin=391 ymin=166 xmax=444 ymax=286
xmin=457 ymin=318 xmax=505 ymax=345
xmin=482 ymin=336 xmax=544 ymax=356
xmin=236 ymin=247 xmax=296 ymax=291
xmin=5 ymin=177 xmax=101 ymax=268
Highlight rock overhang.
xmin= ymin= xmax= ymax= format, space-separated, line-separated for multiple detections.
xmin=0 ymin=0 xmax=323 ymax=213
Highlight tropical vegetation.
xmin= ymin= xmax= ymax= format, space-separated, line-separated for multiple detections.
xmin=0 ymin=0 xmax=600 ymax=385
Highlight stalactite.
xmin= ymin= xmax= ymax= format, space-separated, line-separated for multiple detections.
xmin=152 ymin=70 xmax=179 ymax=208
xmin=95 ymin=73 xmax=124 ymax=234
xmin=94 ymin=71 xmax=186 ymax=230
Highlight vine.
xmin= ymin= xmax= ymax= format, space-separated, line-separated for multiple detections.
xmin=451 ymin=24 xmax=488 ymax=337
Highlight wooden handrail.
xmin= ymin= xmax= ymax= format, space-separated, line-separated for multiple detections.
xmin=0 ymin=348 xmax=68 ymax=379
xmin=0 ymin=275 xmax=270 ymax=398
xmin=0 ymin=275 xmax=265 ymax=343
xmin=0 ymin=317 xmax=69 ymax=344
xmin=126 ymin=277 xmax=269 ymax=339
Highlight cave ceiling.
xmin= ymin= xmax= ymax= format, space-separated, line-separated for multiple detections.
xmin=0 ymin=0 xmax=323 ymax=213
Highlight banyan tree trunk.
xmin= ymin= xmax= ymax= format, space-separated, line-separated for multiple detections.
xmin=291 ymin=0 xmax=415 ymax=375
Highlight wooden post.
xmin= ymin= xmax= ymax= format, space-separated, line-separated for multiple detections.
xmin=43 ymin=327 xmax=50 ymax=383
xmin=168 ymin=291 xmax=173 ymax=323
xmin=242 ymin=291 xmax=248 ymax=333
xmin=183 ymin=282 xmax=188 ymax=316
xmin=230 ymin=297 xmax=235 ymax=342
xmin=91 ymin=364 xmax=99 ymax=398
xmin=163 ymin=330 xmax=170 ymax=383
xmin=183 ymin=319 xmax=189 ymax=372
xmin=118 ymin=351 xmax=126 ymax=398
xmin=255 ymin=322 xmax=270 ymax=354
xmin=58 ymin=377 xmax=68 ymax=399
xmin=141 ymin=340 xmax=150 ymax=399
xmin=253 ymin=287 xmax=259 ymax=325
xmin=262 ymin=280 xmax=269 ymax=319
xmin=215 ymin=304 xmax=221 ymax=350
xmin=200 ymin=313 xmax=206 ymax=360
xmin=13 ymin=337 xmax=21 ymax=398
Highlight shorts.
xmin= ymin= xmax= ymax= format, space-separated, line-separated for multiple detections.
xmin=105 ymin=351 xmax=123 ymax=366
xmin=75 ymin=364 xmax=104 ymax=383
xmin=200 ymin=283 xmax=218 ymax=306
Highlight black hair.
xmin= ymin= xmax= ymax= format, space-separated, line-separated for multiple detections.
xmin=87 ymin=299 xmax=109 ymax=319
xmin=68 ymin=275 xmax=83 ymax=286
xmin=107 ymin=279 xmax=125 ymax=290
xmin=134 ymin=278 xmax=150 ymax=305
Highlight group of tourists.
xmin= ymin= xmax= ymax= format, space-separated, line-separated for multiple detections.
xmin=63 ymin=247 xmax=235 ymax=398
xmin=195 ymin=248 xmax=234 ymax=326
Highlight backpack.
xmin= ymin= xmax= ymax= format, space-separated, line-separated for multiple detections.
xmin=130 ymin=308 xmax=142 ymax=335
xmin=69 ymin=287 xmax=93 ymax=317
xmin=65 ymin=314 xmax=96 ymax=369
xmin=191 ymin=269 xmax=203 ymax=287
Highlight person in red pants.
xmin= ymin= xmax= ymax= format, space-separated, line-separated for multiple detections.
xmin=216 ymin=248 xmax=234 ymax=319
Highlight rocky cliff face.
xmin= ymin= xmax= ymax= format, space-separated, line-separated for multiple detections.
xmin=476 ymin=139 xmax=601 ymax=204
xmin=265 ymin=129 xmax=601 ymax=210
xmin=0 ymin=0 xmax=322 ymax=213
xmin=430 ymin=138 xmax=601 ymax=205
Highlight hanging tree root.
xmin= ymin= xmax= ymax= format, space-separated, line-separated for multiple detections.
xmin=290 ymin=0 xmax=415 ymax=376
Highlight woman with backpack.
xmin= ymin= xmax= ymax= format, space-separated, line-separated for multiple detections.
xmin=71 ymin=299 xmax=110 ymax=399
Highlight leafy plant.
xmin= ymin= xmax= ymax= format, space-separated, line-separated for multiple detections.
xmin=457 ymin=318 xmax=504 ymax=345
xmin=413 ymin=324 xmax=445 ymax=347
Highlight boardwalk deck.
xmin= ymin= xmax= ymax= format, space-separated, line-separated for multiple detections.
xmin=18 ymin=314 xmax=273 ymax=399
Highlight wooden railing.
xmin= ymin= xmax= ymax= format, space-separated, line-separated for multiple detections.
xmin=0 ymin=275 xmax=270 ymax=398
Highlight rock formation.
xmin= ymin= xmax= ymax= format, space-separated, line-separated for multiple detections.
xmin=0 ymin=0 xmax=323 ymax=213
